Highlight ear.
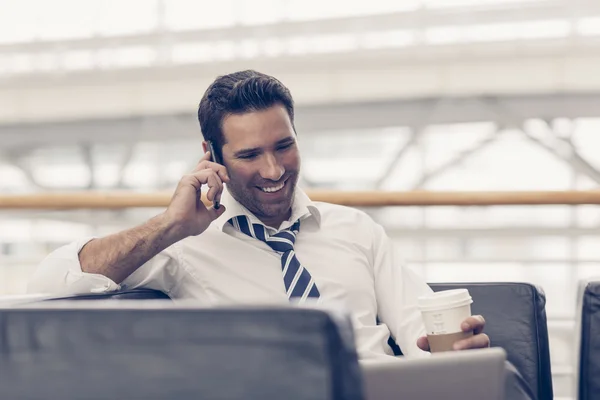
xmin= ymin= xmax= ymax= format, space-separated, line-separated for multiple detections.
xmin=202 ymin=141 xmax=209 ymax=153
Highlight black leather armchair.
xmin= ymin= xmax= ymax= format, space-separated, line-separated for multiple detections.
xmin=48 ymin=282 xmax=553 ymax=400
xmin=577 ymin=280 xmax=600 ymax=400
xmin=0 ymin=301 xmax=363 ymax=400
xmin=430 ymin=283 xmax=553 ymax=400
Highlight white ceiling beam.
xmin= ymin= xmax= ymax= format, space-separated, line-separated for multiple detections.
xmin=2 ymin=47 xmax=600 ymax=124
xmin=0 ymin=0 xmax=588 ymax=54
xmin=2 ymin=93 xmax=600 ymax=150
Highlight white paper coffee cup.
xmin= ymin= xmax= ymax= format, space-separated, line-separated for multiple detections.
xmin=418 ymin=289 xmax=473 ymax=335
xmin=417 ymin=289 xmax=473 ymax=352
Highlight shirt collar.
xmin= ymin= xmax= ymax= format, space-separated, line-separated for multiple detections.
xmin=213 ymin=185 xmax=321 ymax=232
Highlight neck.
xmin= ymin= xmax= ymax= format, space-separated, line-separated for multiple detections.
xmin=259 ymin=209 xmax=292 ymax=229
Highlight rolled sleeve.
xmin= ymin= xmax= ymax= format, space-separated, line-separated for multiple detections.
xmin=27 ymin=237 xmax=121 ymax=295
xmin=28 ymin=237 xmax=183 ymax=297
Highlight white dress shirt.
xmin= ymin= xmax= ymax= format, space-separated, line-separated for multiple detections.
xmin=28 ymin=187 xmax=432 ymax=359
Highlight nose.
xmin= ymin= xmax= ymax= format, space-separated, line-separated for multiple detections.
xmin=260 ymin=152 xmax=285 ymax=181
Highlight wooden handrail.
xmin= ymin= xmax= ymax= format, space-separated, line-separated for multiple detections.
xmin=2 ymin=190 xmax=600 ymax=209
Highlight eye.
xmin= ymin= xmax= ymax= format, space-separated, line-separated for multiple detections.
xmin=238 ymin=153 xmax=258 ymax=160
xmin=276 ymin=142 xmax=294 ymax=151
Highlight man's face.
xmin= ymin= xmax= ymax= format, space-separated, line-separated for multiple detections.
xmin=220 ymin=105 xmax=300 ymax=226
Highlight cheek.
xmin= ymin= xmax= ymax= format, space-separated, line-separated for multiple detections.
xmin=283 ymin=150 xmax=301 ymax=170
xmin=228 ymin=163 xmax=257 ymax=185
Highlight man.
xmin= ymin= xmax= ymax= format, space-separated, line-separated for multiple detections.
xmin=28 ymin=70 xmax=532 ymax=398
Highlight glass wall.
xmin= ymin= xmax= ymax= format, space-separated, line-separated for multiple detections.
xmin=2 ymin=121 xmax=599 ymax=398
xmin=3 ymin=0 xmax=600 ymax=397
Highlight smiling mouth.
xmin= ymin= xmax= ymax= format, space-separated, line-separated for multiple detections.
xmin=258 ymin=181 xmax=285 ymax=193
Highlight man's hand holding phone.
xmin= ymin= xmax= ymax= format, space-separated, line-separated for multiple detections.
xmin=163 ymin=150 xmax=229 ymax=240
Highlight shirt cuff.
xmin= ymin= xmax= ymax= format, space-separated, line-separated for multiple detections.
xmin=66 ymin=237 xmax=121 ymax=294
xmin=28 ymin=237 xmax=121 ymax=296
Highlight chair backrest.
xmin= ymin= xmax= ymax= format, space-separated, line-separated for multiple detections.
xmin=44 ymin=284 xmax=554 ymax=399
xmin=0 ymin=302 xmax=363 ymax=400
xmin=576 ymin=280 xmax=600 ymax=400
xmin=429 ymin=282 xmax=553 ymax=400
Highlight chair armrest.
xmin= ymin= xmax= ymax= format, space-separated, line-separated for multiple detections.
xmin=577 ymin=279 xmax=600 ymax=400
xmin=47 ymin=289 xmax=171 ymax=301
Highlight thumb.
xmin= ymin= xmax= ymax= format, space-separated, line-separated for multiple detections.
xmin=206 ymin=204 xmax=227 ymax=221
xmin=417 ymin=336 xmax=431 ymax=352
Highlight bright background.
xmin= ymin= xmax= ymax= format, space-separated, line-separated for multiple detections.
xmin=3 ymin=1 xmax=600 ymax=398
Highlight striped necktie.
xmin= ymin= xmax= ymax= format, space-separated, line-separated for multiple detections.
xmin=229 ymin=215 xmax=320 ymax=302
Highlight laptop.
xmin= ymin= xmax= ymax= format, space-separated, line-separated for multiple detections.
xmin=361 ymin=347 xmax=506 ymax=400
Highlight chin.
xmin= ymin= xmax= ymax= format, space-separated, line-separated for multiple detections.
xmin=259 ymin=201 xmax=292 ymax=219
xmin=231 ymin=179 xmax=297 ymax=222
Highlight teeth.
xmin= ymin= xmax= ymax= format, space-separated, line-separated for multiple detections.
xmin=260 ymin=183 xmax=284 ymax=193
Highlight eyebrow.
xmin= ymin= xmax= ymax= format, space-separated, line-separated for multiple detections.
xmin=233 ymin=137 xmax=296 ymax=158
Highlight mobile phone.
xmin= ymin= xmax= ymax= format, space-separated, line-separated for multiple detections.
xmin=207 ymin=140 xmax=221 ymax=209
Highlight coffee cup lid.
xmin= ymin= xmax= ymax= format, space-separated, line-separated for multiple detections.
xmin=417 ymin=289 xmax=472 ymax=311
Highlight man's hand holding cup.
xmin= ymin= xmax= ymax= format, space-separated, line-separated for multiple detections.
xmin=416 ymin=289 xmax=490 ymax=353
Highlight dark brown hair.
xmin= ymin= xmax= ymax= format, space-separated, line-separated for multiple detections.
xmin=198 ymin=70 xmax=295 ymax=160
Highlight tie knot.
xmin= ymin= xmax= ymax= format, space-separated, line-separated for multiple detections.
xmin=230 ymin=216 xmax=300 ymax=253
xmin=228 ymin=215 xmax=320 ymax=302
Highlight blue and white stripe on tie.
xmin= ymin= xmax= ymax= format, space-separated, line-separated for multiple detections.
xmin=230 ymin=215 xmax=320 ymax=302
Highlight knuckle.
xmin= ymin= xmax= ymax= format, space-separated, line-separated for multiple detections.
xmin=212 ymin=171 xmax=223 ymax=183
xmin=200 ymin=169 xmax=215 ymax=179
xmin=180 ymin=174 xmax=194 ymax=184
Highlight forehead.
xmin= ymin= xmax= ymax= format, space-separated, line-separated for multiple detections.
xmin=221 ymin=105 xmax=294 ymax=150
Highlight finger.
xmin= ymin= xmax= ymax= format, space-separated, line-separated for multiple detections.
xmin=206 ymin=204 xmax=227 ymax=221
xmin=177 ymin=174 xmax=203 ymax=193
xmin=416 ymin=336 xmax=430 ymax=352
xmin=193 ymin=156 xmax=230 ymax=183
xmin=202 ymin=171 xmax=223 ymax=203
xmin=191 ymin=156 xmax=212 ymax=173
xmin=181 ymin=170 xmax=222 ymax=201
xmin=191 ymin=151 xmax=212 ymax=172
xmin=185 ymin=169 xmax=220 ymax=188
xmin=461 ymin=315 xmax=486 ymax=334
xmin=214 ymin=164 xmax=230 ymax=183
xmin=200 ymin=151 xmax=211 ymax=163
xmin=453 ymin=333 xmax=490 ymax=351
